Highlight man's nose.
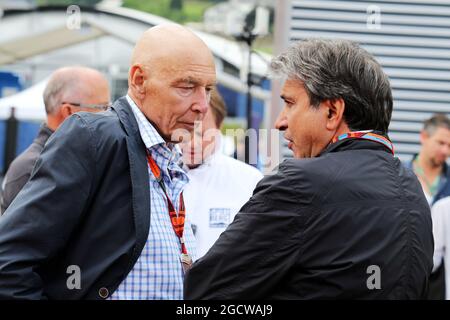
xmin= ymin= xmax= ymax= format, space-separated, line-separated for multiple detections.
xmin=275 ymin=109 xmax=288 ymax=131
xmin=192 ymin=88 xmax=210 ymax=114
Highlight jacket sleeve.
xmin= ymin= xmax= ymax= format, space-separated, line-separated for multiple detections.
xmin=184 ymin=162 xmax=306 ymax=299
xmin=1 ymin=160 xmax=35 ymax=215
xmin=0 ymin=115 xmax=96 ymax=299
xmin=1 ymin=174 xmax=30 ymax=215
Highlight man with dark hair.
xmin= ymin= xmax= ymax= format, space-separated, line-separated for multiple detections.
xmin=181 ymin=88 xmax=262 ymax=258
xmin=0 ymin=66 xmax=110 ymax=214
xmin=407 ymin=113 xmax=450 ymax=300
xmin=409 ymin=114 xmax=450 ymax=206
xmin=184 ymin=38 xmax=433 ymax=299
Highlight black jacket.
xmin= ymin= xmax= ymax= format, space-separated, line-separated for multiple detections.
xmin=184 ymin=137 xmax=434 ymax=299
xmin=1 ymin=124 xmax=53 ymax=214
xmin=0 ymin=97 xmax=151 ymax=299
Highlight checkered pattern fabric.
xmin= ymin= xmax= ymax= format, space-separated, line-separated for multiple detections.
xmin=109 ymin=96 xmax=197 ymax=300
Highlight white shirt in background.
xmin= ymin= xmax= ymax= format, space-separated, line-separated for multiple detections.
xmin=431 ymin=196 xmax=450 ymax=300
xmin=183 ymin=148 xmax=263 ymax=259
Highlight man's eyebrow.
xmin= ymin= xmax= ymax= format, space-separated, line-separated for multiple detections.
xmin=172 ymin=77 xmax=217 ymax=87
xmin=172 ymin=77 xmax=201 ymax=86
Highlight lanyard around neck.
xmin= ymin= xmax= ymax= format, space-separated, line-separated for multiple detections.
xmin=146 ymin=151 xmax=191 ymax=261
xmin=331 ymin=130 xmax=394 ymax=155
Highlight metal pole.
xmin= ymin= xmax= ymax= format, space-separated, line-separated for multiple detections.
xmin=236 ymin=26 xmax=257 ymax=165
xmin=235 ymin=23 xmax=259 ymax=165
xmin=245 ymin=40 xmax=253 ymax=165
xmin=4 ymin=107 xmax=18 ymax=175
xmin=246 ymin=43 xmax=252 ymax=134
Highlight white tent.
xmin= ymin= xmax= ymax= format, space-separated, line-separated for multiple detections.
xmin=0 ymin=78 xmax=47 ymax=121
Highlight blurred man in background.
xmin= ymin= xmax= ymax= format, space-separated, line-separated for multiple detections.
xmin=0 ymin=66 xmax=110 ymax=214
xmin=408 ymin=114 xmax=450 ymax=206
xmin=181 ymin=88 xmax=263 ymax=258
xmin=407 ymin=114 xmax=450 ymax=299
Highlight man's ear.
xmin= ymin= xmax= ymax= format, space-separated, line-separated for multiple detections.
xmin=323 ymin=98 xmax=345 ymax=131
xmin=420 ymin=130 xmax=429 ymax=145
xmin=60 ymin=103 xmax=74 ymax=120
xmin=129 ymin=64 xmax=147 ymax=100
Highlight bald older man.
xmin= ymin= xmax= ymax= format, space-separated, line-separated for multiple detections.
xmin=1 ymin=66 xmax=110 ymax=214
xmin=0 ymin=24 xmax=216 ymax=299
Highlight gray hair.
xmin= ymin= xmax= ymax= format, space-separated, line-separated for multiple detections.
xmin=42 ymin=66 xmax=100 ymax=115
xmin=270 ymin=38 xmax=393 ymax=133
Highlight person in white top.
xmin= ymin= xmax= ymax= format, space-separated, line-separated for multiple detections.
xmin=431 ymin=196 xmax=450 ymax=299
xmin=408 ymin=114 xmax=450 ymax=300
xmin=181 ymin=88 xmax=263 ymax=258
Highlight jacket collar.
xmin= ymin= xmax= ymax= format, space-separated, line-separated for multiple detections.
xmin=319 ymin=131 xmax=393 ymax=157
xmin=35 ymin=123 xmax=54 ymax=147
xmin=110 ymin=96 xmax=151 ymax=274
xmin=111 ymin=96 xmax=140 ymax=137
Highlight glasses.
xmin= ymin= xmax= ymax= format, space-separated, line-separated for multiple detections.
xmin=61 ymin=102 xmax=112 ymax=111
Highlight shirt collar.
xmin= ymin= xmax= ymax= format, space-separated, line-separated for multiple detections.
xmin=126 ymin=95 xmax=183 ymax=163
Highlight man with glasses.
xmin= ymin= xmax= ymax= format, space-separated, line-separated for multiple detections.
xmin=0 ymin=66 xmax=110 ymax=214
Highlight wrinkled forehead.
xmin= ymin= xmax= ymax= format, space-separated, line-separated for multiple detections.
xmin=175 ymin=66 xmax=216 ymax=85
xmin=151 ymin=55 xmax=217 ymax=86
xmin=146 ymin=32 xmax=214 ymax=65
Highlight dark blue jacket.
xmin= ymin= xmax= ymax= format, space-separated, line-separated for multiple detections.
xmin=0 ymin=97 xmax=151 ymax=299
xmin=1 ymin=124 xmax=53 ymax=214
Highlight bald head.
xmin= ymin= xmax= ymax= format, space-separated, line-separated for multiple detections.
xmin=43 ymin=66 xmax=110 ymax=115
xmin=130 ymin=24 xmax=213 ymax=68
xmin=127 ymin=23 xmax=216 ymax=143
xmin=43 ymin=66 xmax=110 ymax=131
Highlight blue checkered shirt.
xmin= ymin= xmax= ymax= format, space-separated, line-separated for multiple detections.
xmin=109 ymin=95 xmax=197 ymax=300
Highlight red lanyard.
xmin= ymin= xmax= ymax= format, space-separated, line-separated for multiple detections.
xmin=331 ymin=131 xmax=394 ymax=154
xmin=146 ymin=151 xmax=192 ymax=272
